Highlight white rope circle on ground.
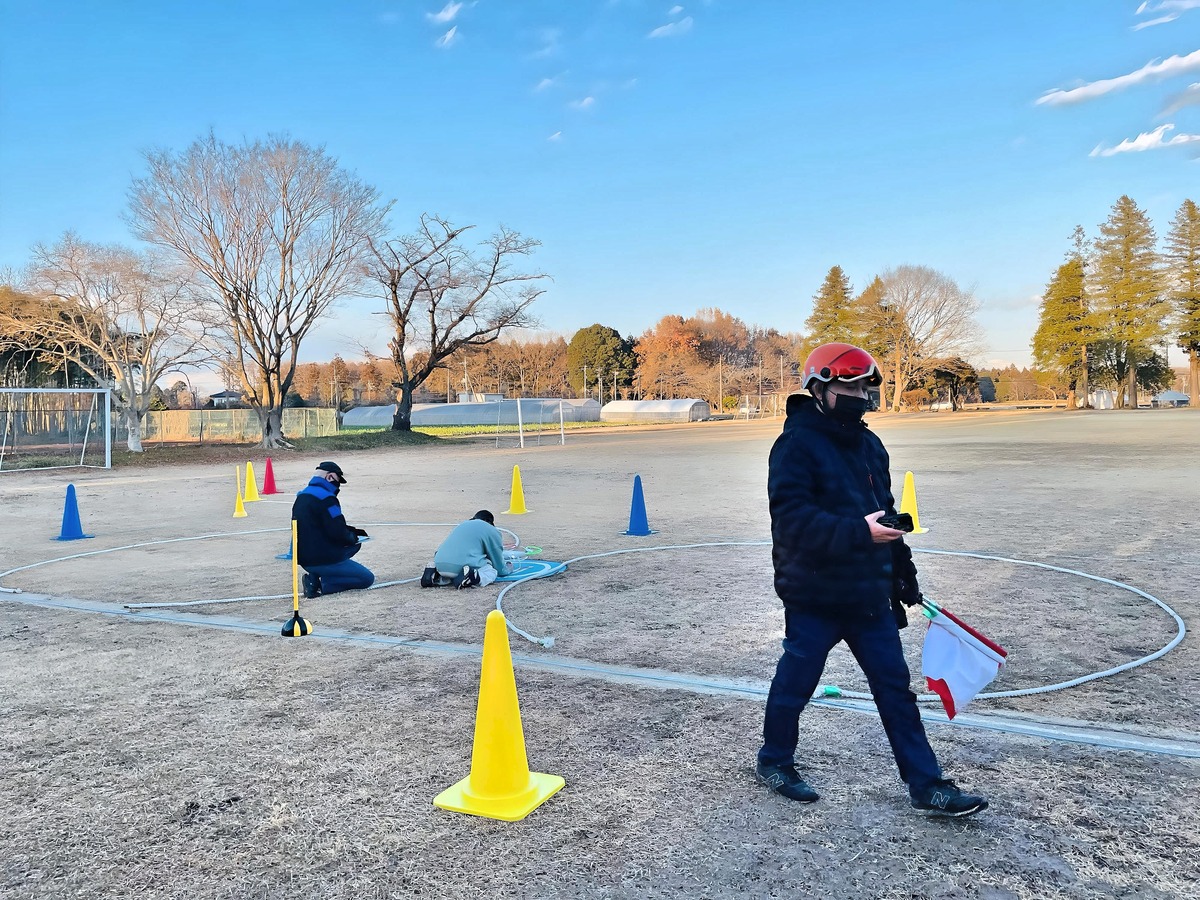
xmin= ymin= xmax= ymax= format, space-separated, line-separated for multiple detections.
xmin=0 ymin=527 xmax=1185 ymax=705
xmin=494 ymin=541 xmax=1187 ymax=704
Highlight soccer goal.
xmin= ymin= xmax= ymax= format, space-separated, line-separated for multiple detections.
xmin=0 ymin=388 xmax=112 ymax=472
xmin=492 ymin=398 xmax=568 ymax=449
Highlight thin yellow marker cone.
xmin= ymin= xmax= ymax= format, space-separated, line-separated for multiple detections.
xmin=433 ymin=610 xmax=564 ymax=821
xmin=503 ymin=465 xmax=529 ymax=515
xmin=244 ymin=461 xmax=261 ymax=502
xmin=233 ymin=467 xmax=247 ymax=518
xmin=899 ymin=470 xmax=928 ymax=534
xmin=281 ymin=520 xmax=312 ymax=637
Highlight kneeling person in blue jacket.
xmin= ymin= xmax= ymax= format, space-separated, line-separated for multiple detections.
xmin=292 ymin=461 xmax=374 ymax=598
xmin=423 ymin=510 xmax=511 ymax=588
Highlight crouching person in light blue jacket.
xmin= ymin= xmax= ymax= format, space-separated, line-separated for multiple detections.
xmin=422 ymin=510 xmax=511 ymax=588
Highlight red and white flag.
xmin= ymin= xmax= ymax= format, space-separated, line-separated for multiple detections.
xmin=921 ymin=604 xmax=1007 ymax=719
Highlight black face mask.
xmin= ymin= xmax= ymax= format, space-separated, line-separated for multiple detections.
xmin=827 ymin=394 xmax=868 ymax=425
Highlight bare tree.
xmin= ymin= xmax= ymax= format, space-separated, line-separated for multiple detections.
xmin=365 ymin=215 xmax=548 ymax=430
xmin=128 ymin=133 xmax=390 ymax=447
xmin=873 ymin=266 xmax=981 ymax=411
xmin=1 ymin=233 xmax=216 ymax=451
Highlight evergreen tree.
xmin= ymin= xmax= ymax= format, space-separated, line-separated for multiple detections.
xmin=1031 ymin=257 xmax=1090 ymax=406
xmin=1090 ymin=196 xmax=1167 ymax=408
xmin=565 ymin=324 xmax=636 ymax=397
xmin=1165 ymin=199 xmax=1200 ymax=405
xmin=853 ymin=275 xmax=892 ymax=405
xmin=802 ymin=266 xmax=857 ymax=355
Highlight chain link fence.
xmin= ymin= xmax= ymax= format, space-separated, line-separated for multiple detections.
xmin=129 ymin=408 xmax=338 ymax=445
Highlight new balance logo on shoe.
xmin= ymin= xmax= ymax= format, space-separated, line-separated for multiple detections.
xmin=755 ymin=762 xmax=820 ymax=803
xmin=910 ymin=779 xmax=988 ymax=817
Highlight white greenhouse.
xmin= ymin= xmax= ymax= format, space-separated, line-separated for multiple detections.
xmin=600 ymin=399 xmax=712 ymax=423
xmin=341 ymin=398 xmax=601 ymax=429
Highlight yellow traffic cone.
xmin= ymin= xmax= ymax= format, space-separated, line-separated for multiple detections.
xmin=899 ymin=470 xmax=928 ymax=534
xmin=244 ymin=461 xmax=261 ymax=502
xmin=233 ymin=467 xmax=247 ymax=518
xmin=433 ymin=610 xmax=564 ymax=821
xmin=503 ymin=465 xmax=529 ymax=515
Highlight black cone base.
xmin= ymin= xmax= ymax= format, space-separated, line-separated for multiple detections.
xmin=282 ymin=614 xmax=313 ymax=637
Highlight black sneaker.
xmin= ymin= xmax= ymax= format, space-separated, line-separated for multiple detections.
xmin=910 ymin=779 xmax=988 ymax=817
xmin=755 ymin=762 xmax=820 ymax=803
xmin=302 ymin=573 xmax=322 ymax=599
xmin=420 ymin=567 xmax=438 ymax=588
xmin=457 ymin=565 xmax=475 ymax=589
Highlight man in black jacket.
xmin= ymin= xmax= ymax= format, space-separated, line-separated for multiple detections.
xmin=291 ymin=461 xmax=374 ymax=599
xmin=756 ymin=343 xmax=987 ymax=817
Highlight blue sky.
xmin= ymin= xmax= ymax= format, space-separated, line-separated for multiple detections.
xmin=2 ymin=0 xmax=1199 ymax=378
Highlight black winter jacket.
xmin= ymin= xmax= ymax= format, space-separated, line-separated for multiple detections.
xmin=291 ymin=477 xmax=362 ymax=567
xmin=768 ymin=394 xmax=919 ymax=621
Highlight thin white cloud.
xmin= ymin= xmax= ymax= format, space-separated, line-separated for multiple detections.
xmin=1037 ymin=48 xmax=1200 ymax=105
xmin=669 ymin=5 xmax=684 ymax=13
xmin=1133 ymin=14 xmax=1179 ymax=28
xmin=532 ymin=28 xmax=562 ymax=59
xmin=1090 ymin=123 xmax=1200 ymax=156
xmin=648 ymin=16 xmax=693 ymax=38
xmin=435 ymin=25 xmax=458 ymax=48
xmin=622 ymin=77 xmax=639 ymax=89
xmin=535 ymin=77 xmax=557 ymax=92
xmin=548 ymin=131 xmax=563 ymax=142
xmin=1138 ymin=0 xmax=1200 ymax=12
xmin=568 ymin=96 xmax=595 ymax=109
xmin=1163 ymin=81 xmax=1200 ymax=114
xmin=426 ymin=2 xmax=462 ymax=24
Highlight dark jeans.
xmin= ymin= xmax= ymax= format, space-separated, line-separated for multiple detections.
xmin=759 ymin=606 xmax=942 ymax=791
xmin=303 ymin=559 xmax=375 ymax=595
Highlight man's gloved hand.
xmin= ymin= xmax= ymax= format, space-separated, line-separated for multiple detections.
xmin=890 ymin=539 xmax=921 ymax=606
xmin=892 ymin=574 xmax=922 ymax=607
xmin=352 ymin=527 xmax=369 ymax=538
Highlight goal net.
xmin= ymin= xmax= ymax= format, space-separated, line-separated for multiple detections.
xmin=0 ymin=388 xmax=112 ymax=472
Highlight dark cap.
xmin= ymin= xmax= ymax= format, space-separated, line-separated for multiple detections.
xmin=316 ymin=461 xmax=347 ymax=484
xmin=472 ymin=510 xmax=495 ymax=525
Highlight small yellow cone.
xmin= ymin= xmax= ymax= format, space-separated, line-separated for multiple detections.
xmin=433 ymin=610 xmax=564 ymax=821
xmin=233 ymin=467 xmax=247 ymax=518
xmin=503 ymin=465 xmax=529 ymax=515
xmin=899 ymin=470 xmax=928 ymax=534
xmin=244 ymin=461 xmax=260 ymax=502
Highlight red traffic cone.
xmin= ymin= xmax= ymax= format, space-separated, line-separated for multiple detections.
xmin=262 ymin=457 xmax=280 ymax=495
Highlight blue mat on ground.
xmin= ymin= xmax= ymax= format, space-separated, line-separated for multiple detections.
xmin=496 ymin=559 xmax=567 ymax=581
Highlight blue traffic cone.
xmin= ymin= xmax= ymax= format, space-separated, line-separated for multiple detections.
xmin=622 ymin=474 xmax=656 ymax=536
xmin=55 ymin=484 xmax=94 ymax=541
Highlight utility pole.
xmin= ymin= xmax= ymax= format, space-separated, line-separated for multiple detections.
xmin=582 ymin=364 xmax=588 ymax=400
xmin=757 ymin=357 xmax=762 ymax=416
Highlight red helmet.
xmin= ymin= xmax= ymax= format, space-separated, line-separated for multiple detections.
xmin=802 ymin=342 xmax=881 ymax=391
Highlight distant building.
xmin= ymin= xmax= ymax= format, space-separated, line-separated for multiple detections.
xmin=209 ymin=390 xmax=243 ymax=408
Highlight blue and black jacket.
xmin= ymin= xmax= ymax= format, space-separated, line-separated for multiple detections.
xmin=768 ymin=393 xmax=918 ymax=621
xmin=291 ymin=477 xmax=361 ymax=567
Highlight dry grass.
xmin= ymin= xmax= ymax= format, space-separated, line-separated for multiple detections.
xmin=2 ymin=411 xmax=1199 ymax=898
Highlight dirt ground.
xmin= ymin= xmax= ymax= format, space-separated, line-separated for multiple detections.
xmin=2 ymin=410 xmax=1198 ymax=899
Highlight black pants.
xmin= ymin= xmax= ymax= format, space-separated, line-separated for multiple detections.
xmin=759 ymin=607 xmax=942 ymax=790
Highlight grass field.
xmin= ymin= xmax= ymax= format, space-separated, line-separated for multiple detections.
xmin=2 ymin=409 xmax=1198 ymax=899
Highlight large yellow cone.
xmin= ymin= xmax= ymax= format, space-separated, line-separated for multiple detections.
xmin=503 ymin=465 xmax=529 ymax=515
xmin=244 ymin=461 xmax=261 ymax=502
xmin=433 ymin=610 xmax=564 ymax=821
xmin=233 ymin=467 xmax=247 ymax=518
xmin=899 ymin=470 xmax=928 ymax=534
